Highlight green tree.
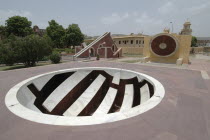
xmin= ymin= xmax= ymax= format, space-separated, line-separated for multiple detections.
xmin=16 ymin=35 xmax=52 ymax=66
xmin=191 ymin=36 xmax=197 ymax=47
xmin=0 ymin=25 xmax=7 ymax=40
xmin=5 ymin=16 xmax=33 ymax=37
xmin=64 ymin=24 xmax=84 ymax=48
xmin=0 ymin=41 xmax=4 ymax=64
xmin=0 ymin=35 xmax=19 ymax=65
xmin=46 ymin=20 xmax=65 ymax=48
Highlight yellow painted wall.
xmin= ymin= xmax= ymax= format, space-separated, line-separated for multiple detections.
xmin=143 ymin=36 xmax=151 ymax=57
xmin=113 ymin=37 xmax=145 ymax=48
xmin=143 ymin=33 xmax=192 ymax=64
xmin=121 ymin=47 xmax=144 ymax=55
xmin=177 ymin=35 xmax=192 ymax=63
xmin=84 ymin=39 xmax=94 ymax=45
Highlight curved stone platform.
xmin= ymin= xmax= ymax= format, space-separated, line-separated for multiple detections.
xmin=5 ymin=67 xmax=164 ymax=125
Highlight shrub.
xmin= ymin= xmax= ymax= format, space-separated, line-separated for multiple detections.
xmin=50 ymin=51 xmax=61 ymax=64
xmin=40 ymin=56 xmax=49 ymax=61
xmin=0 ymin=42 xmax=3 ymax=64
xmin=0 ymin=45 xmax=16 ymax=65
xmin=0 ymin=38 xmax=18 ymax=65
xmin=191 ymin=36 xmax=197 ymax=47
xmin=16 ymin=35 xmax=52 ymax=66
xmin=0 ymin=35 xmax=52 ymax=66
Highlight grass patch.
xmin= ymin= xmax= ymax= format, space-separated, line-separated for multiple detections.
xmin=121 ymin=59 xmax=142 ymax=63
xmin=0 ymin=61 xmax=51 ymax=71
xmin=123 ymin=54 xmax=143 ymax=58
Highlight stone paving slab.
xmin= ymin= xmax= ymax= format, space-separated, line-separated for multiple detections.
xmin=0 ymin=61 xmax=210 ymax=140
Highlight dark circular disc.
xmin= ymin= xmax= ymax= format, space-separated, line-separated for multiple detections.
xmin=151 ymin=35 xmax=177 ymax=56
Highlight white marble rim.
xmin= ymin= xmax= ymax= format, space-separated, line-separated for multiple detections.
xmin=149 ymin=33 xmax=179 ymax=57
xmin=5 ymin=67 xmax=165 ymax=126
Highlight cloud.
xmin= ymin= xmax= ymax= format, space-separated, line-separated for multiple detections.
xmin=135 ymin=12 xmax=163 ymax=25
xmin=101 ymin=13 xmax=129 ymax=25
xmin=135 ymin=12 xmax=164 ymax=34
xmin=158 ymin=1 xmax=176 ymax=15
xmin=185 ymin=2 xmax=210 ymax=15
xmin=0 ymin=9 xmax=32 ymax=24
xmin=35 ymin=22 xmax=48 ymax=28
xmin=132 ymin=11 xmax=138 ymax=17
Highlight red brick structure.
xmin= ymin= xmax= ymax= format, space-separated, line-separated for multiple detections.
xmin=75 ymin=43 xmax=86 ymax=54
xmin=33 ymin=25 xmax=46 ymax=36
xmin=74 ymin=32 xmax=122 ymax=58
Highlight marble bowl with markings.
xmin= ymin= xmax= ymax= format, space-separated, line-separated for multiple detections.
xmin=5 ymin=67 xmax=165 ymax=126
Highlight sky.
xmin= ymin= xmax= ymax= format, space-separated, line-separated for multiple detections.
xmin=0 ymin=0 xmax=209 ymax=37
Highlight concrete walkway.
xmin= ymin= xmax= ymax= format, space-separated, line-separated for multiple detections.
xmin=0 ymin=61 xmax=210 ymax=140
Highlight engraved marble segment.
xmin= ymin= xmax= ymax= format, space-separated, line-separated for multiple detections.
xmin=112 ymin=72 xmax=120 ymax=85
xmin=140 ymin=84 xmax=150 ymax=104
xmin=43 ymin=71 xmax=91 ymax=112
xmin=120 ymin=84 xmax=134 ymax=111
xmin=33 ymin=74 xmax=54 ymax=91
xmin=93 ymin=87 xmax=117 ymax=115
xmin=63 ymin=74 xmax=106 ymax=116
xmin=17 ymin=87 xmax=41 ymax=112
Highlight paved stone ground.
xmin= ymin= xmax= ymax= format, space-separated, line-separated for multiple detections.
xmin=0 ymin=61 xmax=210 ymax=140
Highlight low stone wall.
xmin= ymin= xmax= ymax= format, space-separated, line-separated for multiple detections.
xmin=204 ymin=47 xmax=210 ymax=52
xmin=121 ymin=46 xmax=210 ymax=55
xmin=190 ymin=47 xmax=204 ymax=53
xmin=190 ymin=47 xmax=210 ymax=54
xmin=122 ymin=47 xmax=143 ymax=55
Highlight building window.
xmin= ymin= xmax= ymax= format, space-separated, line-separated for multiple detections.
xmin=136 ymin=40 xmax=138 ymax=44
xmin=139 ymin=40 xmax=141 ymax=44
xmin=131 ymin=40 xmax=133 ymax=44
xmin=143 ymin=41 xmax=144 ymax=44
xmin=119 ymin=41 xmax=121 ymax=44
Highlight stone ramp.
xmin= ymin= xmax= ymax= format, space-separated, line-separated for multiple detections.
xmin=74 ymin=32 xmax=110 ymax=58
